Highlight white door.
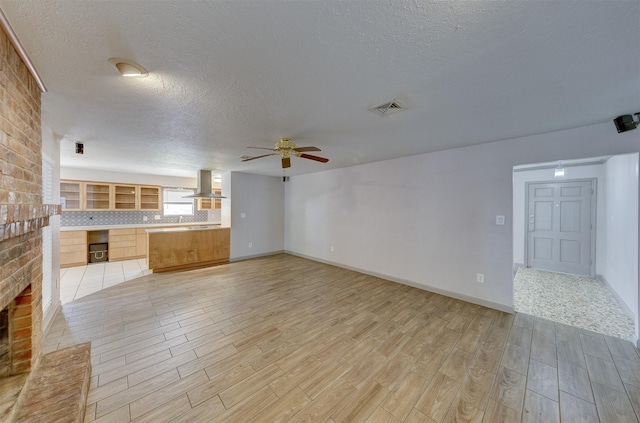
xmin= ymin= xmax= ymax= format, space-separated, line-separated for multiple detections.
xmin=526 ymin=180 xmax=594 ymax=276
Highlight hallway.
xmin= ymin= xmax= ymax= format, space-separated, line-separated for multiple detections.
xmin=513 ymin=267 xmax=636 ymax=343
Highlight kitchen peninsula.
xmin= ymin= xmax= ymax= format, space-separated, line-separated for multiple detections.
xmin=146 ymin=226 xmax=230 ymax=273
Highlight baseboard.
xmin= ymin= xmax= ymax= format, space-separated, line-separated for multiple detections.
xmin=43 ymin=301 xmax=62 ymax=337
xmin=285 ymin=250 xmax=514 ymax=314
xmin=597 ymin=274 xmax=639 ymax=347
xmin=230 ymin=250 xmax=285 ymax=263
xmin=513 ymin=263 xmax=525 ymax=275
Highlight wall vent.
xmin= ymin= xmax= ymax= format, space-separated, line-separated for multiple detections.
xmin=368 ymin=99 xmax=404 ymax=117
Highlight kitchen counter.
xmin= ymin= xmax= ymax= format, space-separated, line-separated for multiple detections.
xmin=61 ymin=222 xmax=219 ymax=231
xmin=145 ymin=225 xmax=224 ymax=234
xmin=147 ymin=226 xmax=230 ymax=273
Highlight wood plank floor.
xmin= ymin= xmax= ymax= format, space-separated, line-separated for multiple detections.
xmin=43 ymin=254 xmax=640 ymax=423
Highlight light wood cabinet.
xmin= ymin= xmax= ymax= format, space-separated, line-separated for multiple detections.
xmin=60 ymin=231 xmax=87 ymax=267
xmin=59 ymin=180 xmax=161 ymax=211
xmin=108 ymin=228 xmax=139 ymax=261
xmin=197 ymin=190 xmax=222 ymax=210
xmin=136 ymin=228 xmax=147 ymax=257
xmin=84 ymin=183 xmax=111 ymax=210
xmin=60 ymin=180 xmax=83 ymax=210
xmin=148 ymin=227 xmax=230 ymax=273
xmin=139 ymin=186 xmax=161 ymax=210
xmin=113 ymin=184 xmax=138 ymax=210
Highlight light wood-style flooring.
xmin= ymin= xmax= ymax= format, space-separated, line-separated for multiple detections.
xmin=43 ymin=254 xmax=640 ymax=423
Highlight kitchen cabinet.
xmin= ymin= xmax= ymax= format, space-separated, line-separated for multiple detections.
xmin=136 ymin=228 xmax=147 ymax=257
xmin=60 ymin=230 xmax=87 ymax=267
xmin=147 ymin=227 xmax=229 ymax=272
xmin=60 ymin=180 xmax=82 ymax=210
xmin=113 ymin=184 xmax=137 ymax=210
xmin=59 ymin=180 xmax=161 ymax=211
xmin=108 ymin=228 xmax=140 ymax=261
xmin=139 ymin=186 xmax=161 ymax=210
xmin=197 ymin=190 xmax=222 ymax=210
xmin=84 ymin=183 xmax=111 ymax=210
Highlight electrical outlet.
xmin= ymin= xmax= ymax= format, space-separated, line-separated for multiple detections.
xmin=477 ymin=273 xmax=484 ymax=283
xmin=496 ymin=215 xmax=505 ymax=225
xmin=330 ymin=245 xmax=334 ymax=252
xmin=154 ymin=215 xmax=161 ymax=220
xmin=249 ymin=242 xmax=253 ymax=248
xmin=240 ymin=213 xmax=246 ymax=218
xmin=143 ymin=216 xmax=148 ymax=221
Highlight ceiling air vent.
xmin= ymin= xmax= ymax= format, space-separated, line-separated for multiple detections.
xmin=368 ymin=99 xmax=404 ymax=117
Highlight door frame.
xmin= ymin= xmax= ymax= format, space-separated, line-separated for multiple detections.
xmin=523 ymin=178 xmax=597 ymax=277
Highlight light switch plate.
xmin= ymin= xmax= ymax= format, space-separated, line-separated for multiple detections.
xmin=496 ymin=215 xmax=505 ymax=225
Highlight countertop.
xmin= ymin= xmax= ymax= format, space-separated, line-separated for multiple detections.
xmin=146 ymin=225 xmax=226 ymax=234
xmin=60 ymin=222 xmax=223 ymax=231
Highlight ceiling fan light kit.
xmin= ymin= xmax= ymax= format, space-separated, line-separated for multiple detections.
xmin=243 ymin=138 xmax=329 ymax=169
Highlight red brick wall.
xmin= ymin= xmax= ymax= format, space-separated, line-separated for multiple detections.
xmin=0 ymin=21 xmax=44 ymax=374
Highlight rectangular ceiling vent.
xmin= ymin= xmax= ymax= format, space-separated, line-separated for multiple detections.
xmin=368 ymin=99 xmax=404 ymax=117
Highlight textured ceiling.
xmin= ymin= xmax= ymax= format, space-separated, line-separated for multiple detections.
xmin=1 ymin=1 xmax=638 ymax=178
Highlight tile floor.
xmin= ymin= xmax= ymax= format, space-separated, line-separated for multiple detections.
xmin=513 ymin=267 xmax=637 ymax=343
xmin=60 ymin=259 xmax=151 ymax=304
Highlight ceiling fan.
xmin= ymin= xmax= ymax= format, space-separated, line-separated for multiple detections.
xmin=242 ymin=138 xmax=329 ymax=169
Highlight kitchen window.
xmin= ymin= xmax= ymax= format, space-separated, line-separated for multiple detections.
xmin=163 ymin=188 xmax=195 ymax=216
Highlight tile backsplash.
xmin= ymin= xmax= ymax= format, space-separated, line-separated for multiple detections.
xmin=61 ymin=210 xmax=209 ymax=227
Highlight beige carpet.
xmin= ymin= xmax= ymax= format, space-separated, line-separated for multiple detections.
xmin=514 ymin=267 xmax=636 ymax=342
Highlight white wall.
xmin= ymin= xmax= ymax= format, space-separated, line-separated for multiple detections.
xmin=60 ymin=167 xmax=197 ymax=188
xmin=285 ymin=122 xmax=639 ymax=314
xmin=512 ymin=163 xmax=606 ymax=273
xmin=229 ymin=172 xmax=284 ymax=260
xmin=41 ymin=123 xmax=61 ymax=332
xmin=603 ymin=153 xmax=639 ymax=341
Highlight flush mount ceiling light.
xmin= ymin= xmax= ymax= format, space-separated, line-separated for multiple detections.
xmin=108 ymin=57 xmax=148 ymax=78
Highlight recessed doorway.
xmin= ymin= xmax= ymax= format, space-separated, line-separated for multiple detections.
xmin=512 ymin=153 xmax=639 ymax=344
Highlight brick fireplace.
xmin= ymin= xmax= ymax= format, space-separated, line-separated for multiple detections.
xmin=0 ymin=204 xmax=59 ymax=378
xmin=0 ymin=15 xmax=59 ymax=380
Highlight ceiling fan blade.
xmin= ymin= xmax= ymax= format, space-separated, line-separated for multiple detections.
xmin=247 ymin=146 xmax=275 ymax=151
xmin=282 ymin=157 xmax=291 ymax=168
xmin=300 ymin=153 xmax=329 ymax=163
xmin=242 ymin=153 xmax=277 ymax=162
xmin=293 ymin=146 xmax=321 ymax=152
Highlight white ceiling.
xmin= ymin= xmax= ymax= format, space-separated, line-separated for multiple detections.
xmin=1 ymin=1 xmax=638 ymax=178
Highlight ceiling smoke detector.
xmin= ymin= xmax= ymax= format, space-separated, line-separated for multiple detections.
xmin=368 ymin=99 xmax=404 ymax=117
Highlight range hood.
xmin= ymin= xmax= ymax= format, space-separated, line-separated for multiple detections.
xmin=183 ymin=169 xmax=226 ymax=198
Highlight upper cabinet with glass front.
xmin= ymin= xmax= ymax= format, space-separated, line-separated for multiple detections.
xmin=84 ymin=182 xmax=111 ymax=210
xmin=139 ymin=186 xmax=161 ymax=210
xmin=60 ymin=180 xmax=83 ymax=210
xmin=197 ymin=190 xmax=223 ymax=210
xmin=113 ymin=184 xmax=138 ymax=210
xmin=60 ymin=180 xmax=162 ymax=211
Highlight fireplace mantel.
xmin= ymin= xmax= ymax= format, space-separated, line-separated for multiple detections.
xmin=0 ymin=204 xmax=60 ymax=243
